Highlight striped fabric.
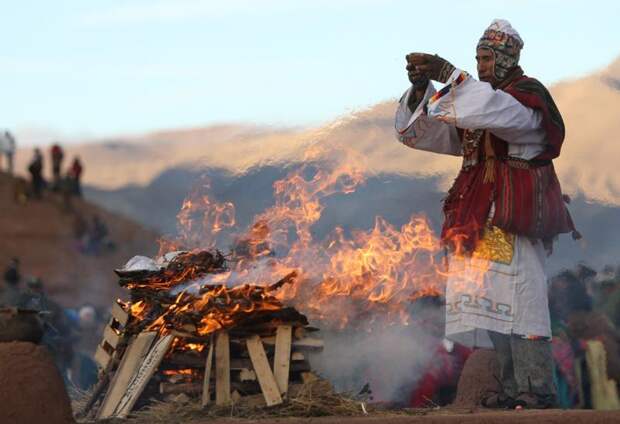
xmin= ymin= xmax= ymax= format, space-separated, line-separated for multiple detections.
xmin=440 ymin=74 xmax=577 ymax=252
xmin=428 ymin=71 xmax=469 ymax=104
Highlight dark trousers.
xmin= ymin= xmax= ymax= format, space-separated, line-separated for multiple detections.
xmin=488 ymin=331 xmax=556 ymax=398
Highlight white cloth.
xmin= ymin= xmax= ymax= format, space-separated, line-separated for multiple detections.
xmin=394 ymin=70 xmax=552 ymax=347
xmin=445 ymin=237 xmax=551 ymax=348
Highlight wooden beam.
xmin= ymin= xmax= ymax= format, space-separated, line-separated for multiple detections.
xmin=215 ymin=332 xmax=231 ymax=406
xmin=111 ymin=302 xmax=129 ymax=327
xmin=160 ymin=382 xmax=202 ymax=395
xmin=115 ymin=334 xmax=174 ymax=418
xmin=102 ymin=324 xmax=122 ymax=349
xmin=246 ymin=335 xmax=283 ymax=406
xmin=201 ymin=340 xmax=214 ymax=407
xmin=273 ymin=325 xmax=292 ymax=396
xmin=262 ymin=336 xmax=323 ymax=351
xmin=97 ymin=332 xmax=157 ymax=419
xmin=94 ymin=345 xmax=112 ymax=370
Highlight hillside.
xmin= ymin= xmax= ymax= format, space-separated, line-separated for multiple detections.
xmin=0 ymin=172 xmax=158 ymax=308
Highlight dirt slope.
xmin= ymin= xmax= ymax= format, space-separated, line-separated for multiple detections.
xmin=0 ymin=173 xmax=158 ymax=308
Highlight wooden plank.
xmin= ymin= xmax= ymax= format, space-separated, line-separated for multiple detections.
xmin=262 ymin=336 xmax=323 ymax=351
xmin=115 ymin=334 xmax=174 ymax=418
xmin=111 ymin=302 xmax=129 ymax=326
xmin=102 ymin=324 xmax=122 ymax=349
xmin=97 ymin=332 xmax=157 ymax=419
xmin=291 ymin=352 xmax=305 ymax=361
xmin=246 ymin=335 xmax=283 ymax=406
xmin=201 ymin=340 xmax=214 ymax=407
xmin=273 ymin=325 xmax=292 ymax=396
xmin=215 ymin=332 xmax=231 ymax=406
xmin=94 ymin=345 xmax=112 ymax=370
xmin=160 ymin=382 xmax=202 ymax=395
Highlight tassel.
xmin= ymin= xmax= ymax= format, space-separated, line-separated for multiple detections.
xmin=483 ymin=158 xmax=495 ymax=183
xmin=482 ymin=131 xmax=495 ymax=183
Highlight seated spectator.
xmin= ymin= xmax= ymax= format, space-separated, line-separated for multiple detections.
xmin=1 ymin=258 xmax=28 ymax=307
xmin=84 ymin=215 xmax=115 ymax=255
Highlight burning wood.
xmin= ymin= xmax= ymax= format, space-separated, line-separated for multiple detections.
xmin=83 ymin=250 xmax=324 ymax=420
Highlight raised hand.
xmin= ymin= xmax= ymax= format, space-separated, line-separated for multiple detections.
xmin=406 ymin=53 xmax=456 ymax=83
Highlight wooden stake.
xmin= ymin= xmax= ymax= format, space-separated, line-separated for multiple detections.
xmin=97 ymin=332 xmax=157 ymax=419
xmin=201 ymin=338 xmax=214 ymax=407
xmin=115 ymin=334 xmax=174 ymax=418
xmin=246 ymin=335 xmax=283 ymax=406
xmin=273 ymin=325 xmax=292 ymax=396
xmin=215 ymin=331 xmax=231 ymax=406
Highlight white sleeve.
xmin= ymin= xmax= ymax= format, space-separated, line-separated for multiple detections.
xmin=426 ymin=69 xmax=547 ymax=146
xmin=395 ymin=83 xmax=462 ymax=156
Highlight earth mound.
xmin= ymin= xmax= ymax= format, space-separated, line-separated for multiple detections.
xmin=0 ymin=341 xmax=74 ymax=424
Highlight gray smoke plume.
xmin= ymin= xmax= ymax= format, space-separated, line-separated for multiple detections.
xmin=309 ymin=302 xmax=446 ymax=403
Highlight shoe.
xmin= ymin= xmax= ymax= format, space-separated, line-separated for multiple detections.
xmin=481 ymin=391 xmax=515 ymax=409
xmin=512 ymin=392 xmax=556 ymax=409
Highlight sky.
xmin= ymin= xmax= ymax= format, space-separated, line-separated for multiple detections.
xmin=2 ymin=0 xmax=619 ymax=144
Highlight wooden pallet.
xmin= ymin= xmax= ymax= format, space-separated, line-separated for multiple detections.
xmin=94 ymin=302 xmax=129 ymax=370
xmin=93 ymin=323 xmax=322 ymax=417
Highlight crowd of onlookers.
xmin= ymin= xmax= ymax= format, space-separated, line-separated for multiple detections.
xmin=548 ymin=264 xmax=620 ymax=408
xmin=24 ymin=144 xmax=83 ymax=201
xmin=0 ymin=130 xmax=83 ymax=202
xmin=1 ymin=129 xmax=116 ymax=256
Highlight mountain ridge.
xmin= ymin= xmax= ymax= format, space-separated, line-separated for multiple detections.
xmin=15 ymin=55 xmax=620 ymax=202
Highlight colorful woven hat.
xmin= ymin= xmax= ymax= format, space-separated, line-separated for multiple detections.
xmin=477 ymin=19 xmax=524 ymax=80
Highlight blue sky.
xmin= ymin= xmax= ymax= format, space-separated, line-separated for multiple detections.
xmin=2 ymin=0 xmax=619 ymax=144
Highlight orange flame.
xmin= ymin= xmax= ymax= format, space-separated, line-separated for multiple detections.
xmin=151 ymin=140 xmax=490 ymax=330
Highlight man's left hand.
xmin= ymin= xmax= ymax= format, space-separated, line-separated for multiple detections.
xmin=406 ymin=53 xmax=456 ymax=83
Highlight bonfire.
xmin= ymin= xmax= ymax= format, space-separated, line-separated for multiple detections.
xmin=81 ymin=249 xmax=326 ymax=420
xmin=80 ymin=143 xmax=456 ymax=420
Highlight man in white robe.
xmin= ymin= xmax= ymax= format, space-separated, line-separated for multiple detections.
xmin=395 ymin=19 xmax=576 ymax=409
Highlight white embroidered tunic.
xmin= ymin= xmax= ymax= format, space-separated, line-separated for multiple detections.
xmin=395 ymin=69 xmax=552 ymax=348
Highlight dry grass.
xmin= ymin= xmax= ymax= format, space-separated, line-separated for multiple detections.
xmin=76 ymin=379 xmax=429 ymax=423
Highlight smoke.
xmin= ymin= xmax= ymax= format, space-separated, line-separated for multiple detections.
xmin=310 ymin=303 xmax=444 ymax=403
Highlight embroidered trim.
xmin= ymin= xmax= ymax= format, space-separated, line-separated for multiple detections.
xmin=428 ymin=71 xmax=468 ymax=104
xmin=472 ymin=225 xmax=515 ymax=265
